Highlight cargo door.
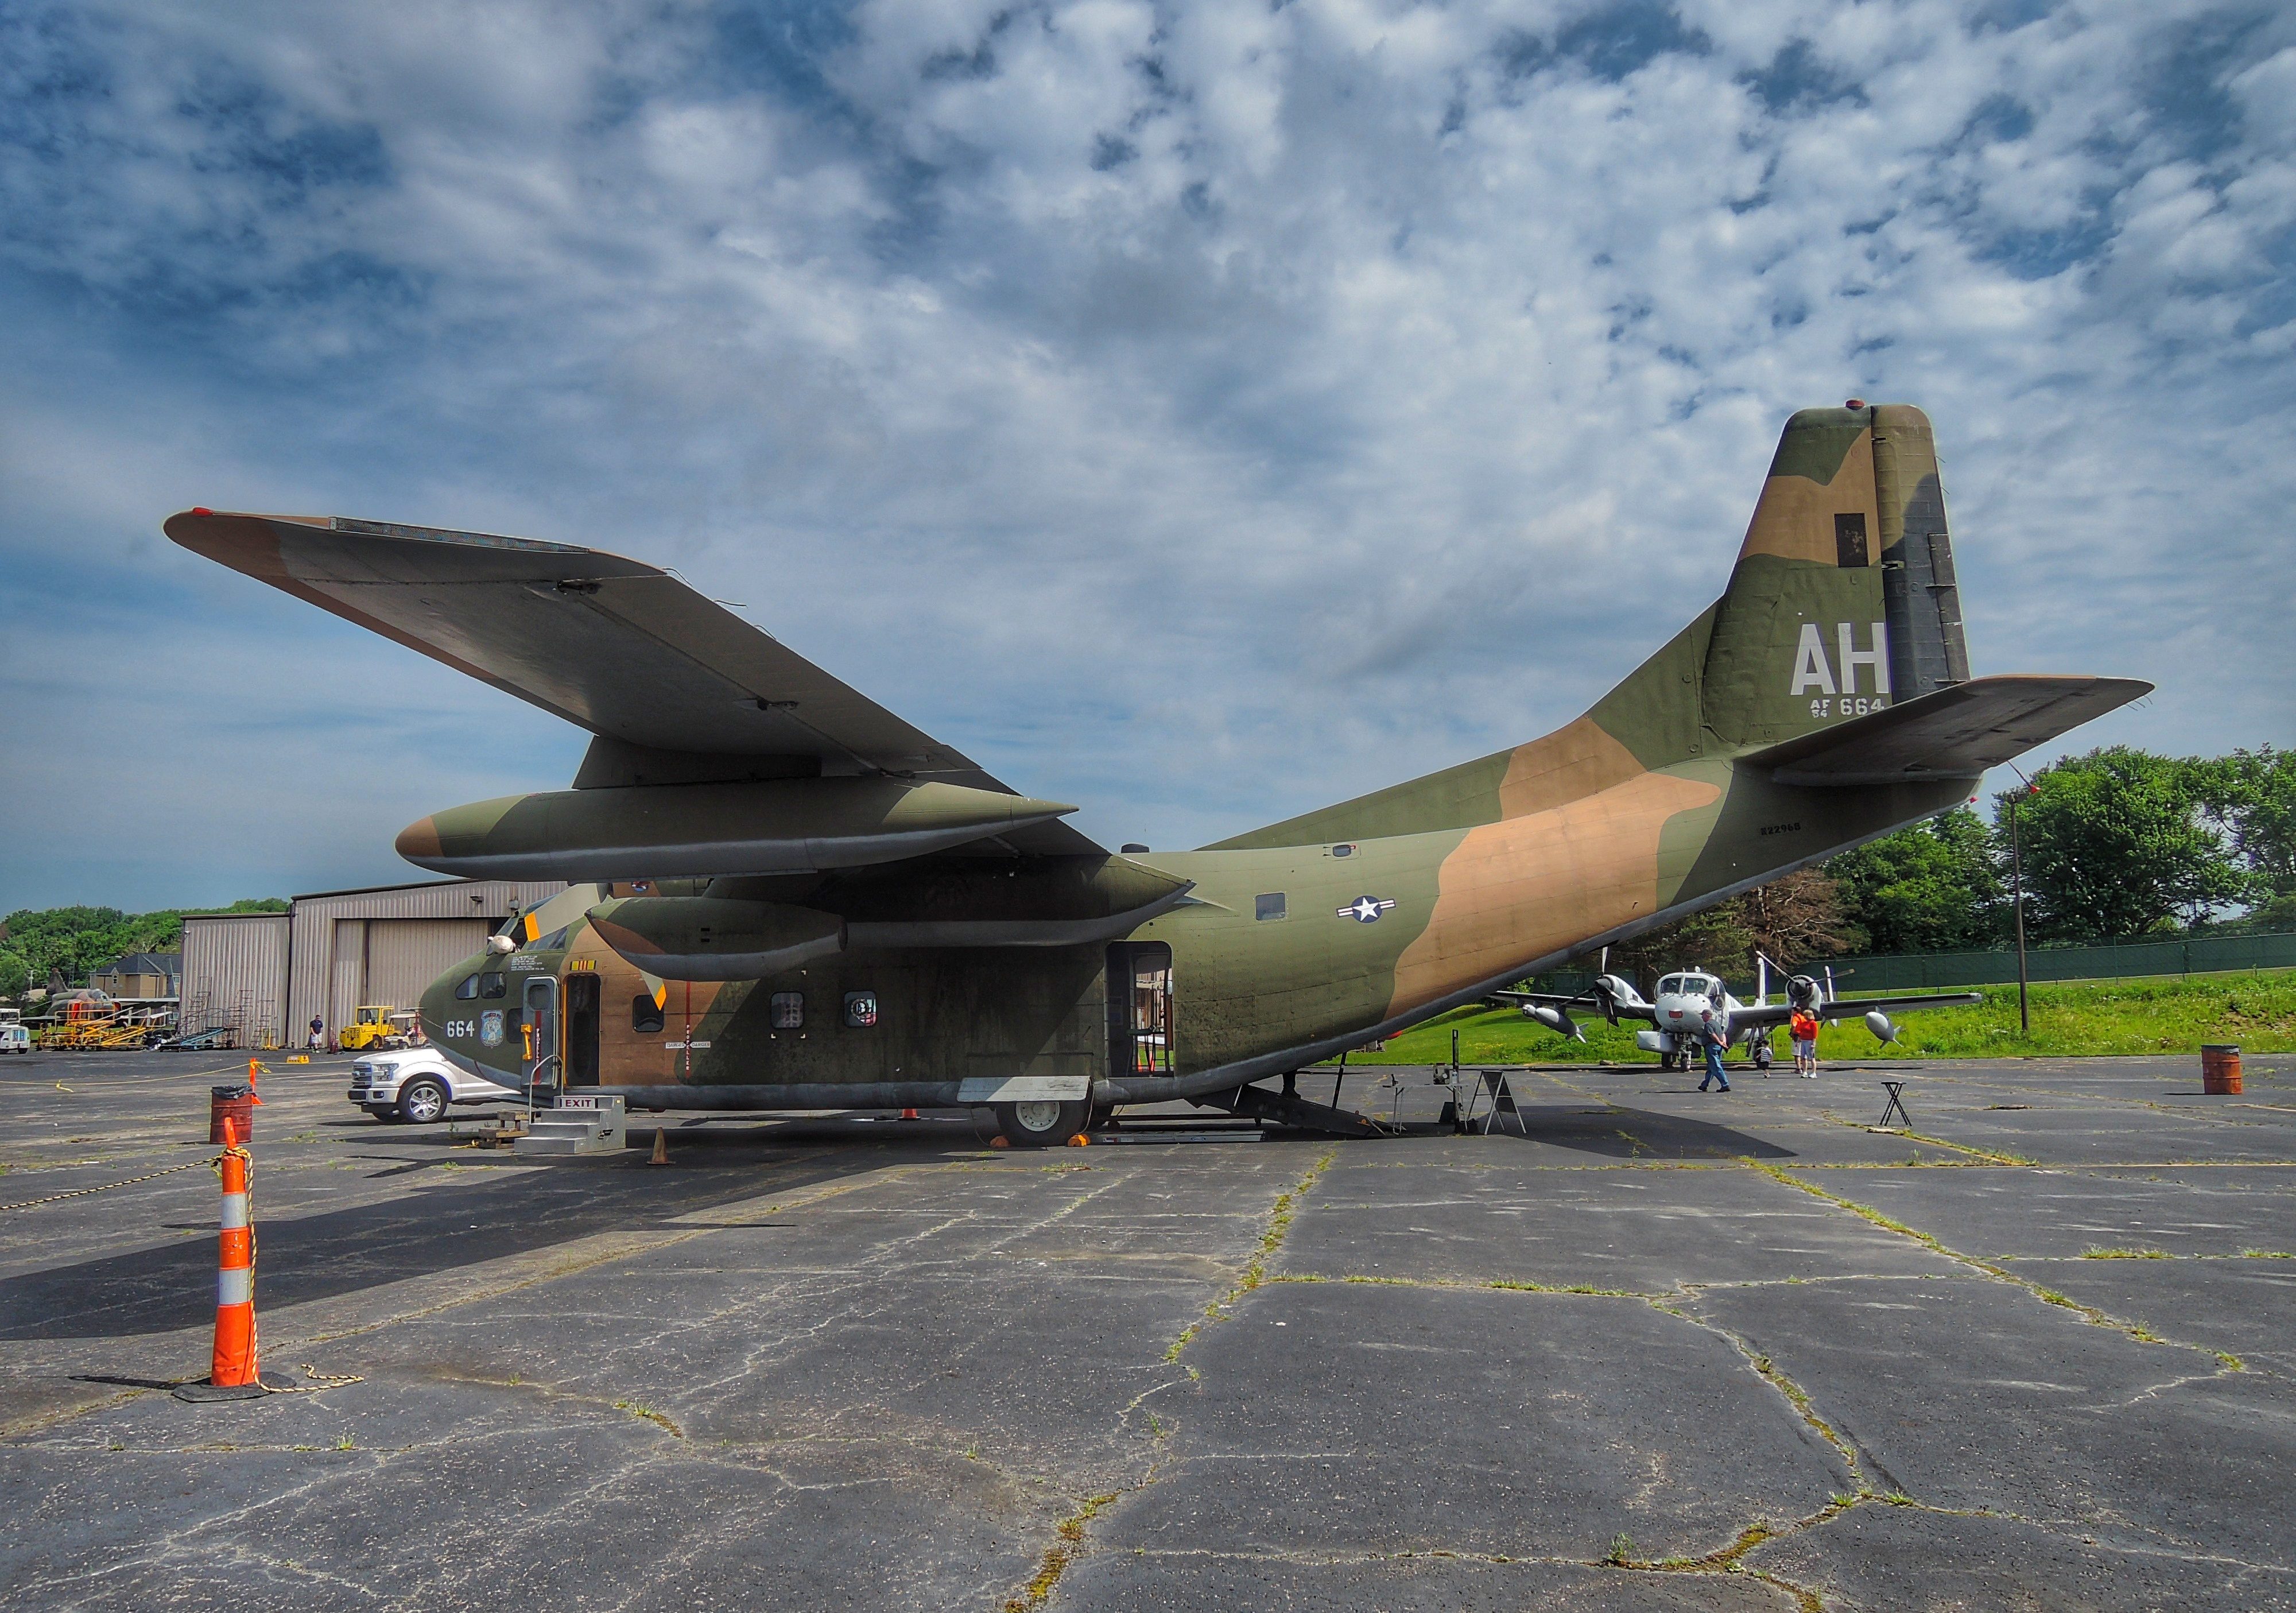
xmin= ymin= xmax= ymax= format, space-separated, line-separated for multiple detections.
xmin=1106 ymin=942 xmax=1174 ymax=1076
xmin=565 ymin=972 xmax=600 ymax=1088
xmin=523 ymin=976 xmax=559 ymax=1089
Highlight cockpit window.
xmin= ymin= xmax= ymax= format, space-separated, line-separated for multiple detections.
xmin=478 ymin=972 xmax=506 ymax=999
xmin=454 ymin=975 xmax=478 ymax=1001
xmin=1658 ymin=975 xmax=1681 ymax=994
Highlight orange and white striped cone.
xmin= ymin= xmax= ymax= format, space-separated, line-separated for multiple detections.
xmin=210 ymin=1128 xmax=259 ymax=1388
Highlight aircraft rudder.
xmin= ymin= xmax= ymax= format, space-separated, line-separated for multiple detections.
xmin=1697 ymin=402 xmax=1970 ymax=752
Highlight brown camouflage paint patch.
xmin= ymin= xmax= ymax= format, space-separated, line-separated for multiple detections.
xmin=1495 ymin=715 xmax=1646 ymax=818
xmin=1735 ymin=430 xmax=1880 ymax=567
xmin=568 ymin=932 xmax=724 ymax=1087
xmin=1384 ymin=769 xmax=1723 ymax=1017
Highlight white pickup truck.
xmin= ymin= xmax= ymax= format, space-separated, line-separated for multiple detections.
xmin=348 ymin=1047 xmax=518 ymax=1123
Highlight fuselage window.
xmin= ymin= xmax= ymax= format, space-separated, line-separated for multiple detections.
xmin=843 ymin=991 xmax=879 ymax=1029
xmin=1255 ymin=893 xmax=1286 ymax=921
xmin=631 ymin=994 xmax=665 ymax=1034
xmin=479 ymin=972 xmax=506 ymax=999
xmin=771 ymin=991 xmax=804 ymax=1029
xmin=455 ymin=975 xmax=479 ymax=1001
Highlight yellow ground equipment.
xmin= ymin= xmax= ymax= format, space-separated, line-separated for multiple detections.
xmin=39 ymin=1013 xmax=158 ymax=1050
xmin=338 ymin=1006 xmax=410 ymax=1053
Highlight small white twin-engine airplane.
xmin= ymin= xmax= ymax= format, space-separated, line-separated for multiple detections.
xmin=1491 ymin=961 xmax=1980 ymax=1069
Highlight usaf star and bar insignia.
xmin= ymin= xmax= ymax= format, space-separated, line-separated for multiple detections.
xmin=1338 ymin=895 xmax=1396 ymax=923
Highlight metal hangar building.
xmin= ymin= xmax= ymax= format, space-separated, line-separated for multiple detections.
xmin=178 ymin=879 xmax=565 ymax=1049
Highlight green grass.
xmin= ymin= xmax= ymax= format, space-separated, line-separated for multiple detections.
xmin=1350 ymin=969 xmax=2296 ymax=1065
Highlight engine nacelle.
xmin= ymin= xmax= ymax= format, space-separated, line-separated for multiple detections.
xmin=587 ymin=897 xmax=846 ymax=981
xmin=1591 ymin=974 xmax=1647 ymax=1022
xmin=398 ymin=777 xmax=1076 ymax=881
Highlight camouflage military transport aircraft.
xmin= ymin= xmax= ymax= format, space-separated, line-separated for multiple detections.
xmin=168 ymin=404 xmax=2146 ymax=1145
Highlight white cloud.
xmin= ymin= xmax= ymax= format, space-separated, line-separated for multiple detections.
xmin=2 ymin=0 xmax=2291 ymax=908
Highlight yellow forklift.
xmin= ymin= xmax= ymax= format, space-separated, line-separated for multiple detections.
xmin=337 ymin=1005 xmax=413 ymax=1053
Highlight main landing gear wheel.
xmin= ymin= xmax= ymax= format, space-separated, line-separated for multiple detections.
xmin=993 ymin=1099 xmax=1089 ymax=1147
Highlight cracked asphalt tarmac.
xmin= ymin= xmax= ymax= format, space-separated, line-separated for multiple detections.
xmin=1 ymin=1047 xmax=2291 ymax=1610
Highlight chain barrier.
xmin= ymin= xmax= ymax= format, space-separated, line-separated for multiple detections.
xmin=0 ymin=1154 xmax=215 ymax=1213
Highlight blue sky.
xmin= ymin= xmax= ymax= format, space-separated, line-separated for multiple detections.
xmin=2 ymin=0 xmax=2291 ymax=910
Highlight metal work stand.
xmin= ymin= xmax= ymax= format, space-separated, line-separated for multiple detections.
xmin=1876 ymin=1080 xmax=1912 ymax=1130
xmin=1461 ymin=1069 xmax=1525 ymax=1137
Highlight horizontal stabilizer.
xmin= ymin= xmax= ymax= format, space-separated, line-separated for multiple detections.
xmin=1741 ymin=675 xmax=2151 ymax=787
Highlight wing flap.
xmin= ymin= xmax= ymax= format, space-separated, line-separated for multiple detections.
xmin=1741 ymin=674 xmax=2151 ymax=786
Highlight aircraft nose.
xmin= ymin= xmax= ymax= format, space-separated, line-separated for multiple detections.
xmin=396 ymin=815 xmax=443 ymax=861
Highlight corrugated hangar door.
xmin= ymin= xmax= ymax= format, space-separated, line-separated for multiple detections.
xmin=363 ymin=919 xmax=494 ymax=1014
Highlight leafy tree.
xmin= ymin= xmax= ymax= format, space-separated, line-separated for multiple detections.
xmin=2197 ymin=746 xmax=2296 ymax=910
xmin=1605 ymin=868 xmax=1856 ymax=991
xmin=1825 ymin=808 xmax=2005 ymax=953
xmin=0 ymin=899 xmax=286 ymax=1003
xmin=1996 ymin=749 xmax=2244 ymax=941
xmin=2235 ymin=891 xmax=2296 ymax=933
xmin=1735 ymin=867 xmax=1860 ymax=970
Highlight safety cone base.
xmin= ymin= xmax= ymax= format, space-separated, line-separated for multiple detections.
xmin=172 ymin=1374 xmax=296 ymax=1402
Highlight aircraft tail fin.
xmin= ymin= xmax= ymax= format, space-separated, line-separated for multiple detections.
xmin=1208 ymin=404 xmax=2117 ymax=851
xmin=1692 ymin=402 xmax=1970 ymax=751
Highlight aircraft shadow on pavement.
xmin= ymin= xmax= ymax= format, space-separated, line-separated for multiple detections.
xmin=1506 ymin=1103 xmax=1795 ymax=1160
xmin=0 ymin=1144 xmax=906 ymax=1343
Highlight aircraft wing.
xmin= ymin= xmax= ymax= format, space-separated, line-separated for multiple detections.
xmin=1487 ymin=988 xmax=1658 ymax=1026
xmin=1731 ymin=991 xmax=1983 ymax=1030
xmin=165 ymin=510 xmax=1098 ymax=855
xmin=1742 ymin=675 xmax=2151 ymax=787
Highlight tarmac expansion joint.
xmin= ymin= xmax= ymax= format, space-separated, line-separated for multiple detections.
xmin=1744 ymin=1160 xmax=2252 ymax=1370
xmin=1813 ymin=1111 xmax=2039 ymax=1166
xmin=1003 ymin=1149 xmax=1343 ymax=1611
xmin=1161 ymin=1148 xmax=1337 ymax=1363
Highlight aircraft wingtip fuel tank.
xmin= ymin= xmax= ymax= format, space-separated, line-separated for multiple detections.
xmin=173 ymin=403 xmax=2152 ymax=1146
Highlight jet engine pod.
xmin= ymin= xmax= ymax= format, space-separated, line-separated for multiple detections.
xmin=397 ymin=778 xmax=1077 ymax=880
xmin=587 ymin=897 xmax=845 ymax=982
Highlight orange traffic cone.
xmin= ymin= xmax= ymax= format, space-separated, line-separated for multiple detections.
xmin=650 ymin=1127 xmax=670 ymax=1166
xmin=210 ymin=1119 xmax=259 ymax=1387
xmin=900 ymin=1108 xmax=920 ymax=1121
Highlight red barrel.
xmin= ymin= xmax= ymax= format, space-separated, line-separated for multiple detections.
xmin=210 ymin=1085 xmax=255 ymax=1145
xmin=2201 ymin=1045 xmax=2243 ymax=1096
